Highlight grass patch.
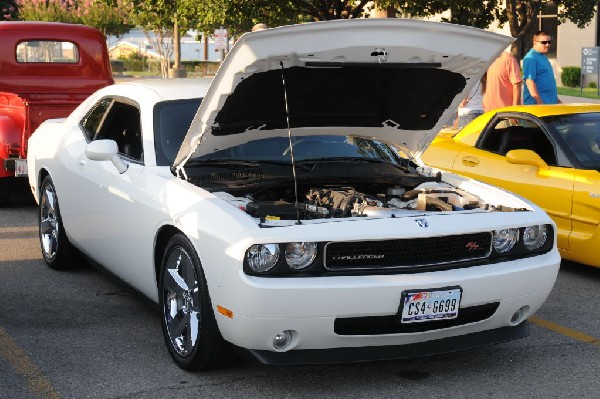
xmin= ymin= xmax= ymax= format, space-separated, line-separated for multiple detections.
xmin=558 ymin=86 xmax=600 ymax=100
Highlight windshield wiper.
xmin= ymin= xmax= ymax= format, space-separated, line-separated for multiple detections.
xmin=185 ymin=158 xmax=291 ymax=167
xmin=186 ymin=159 xmax=261 ymax=167
xmin=297 ymin=157 xmax=388 ymax=164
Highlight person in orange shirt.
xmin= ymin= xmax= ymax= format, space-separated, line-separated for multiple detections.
xmin=482 ymin=48 xmax=522 ymax=112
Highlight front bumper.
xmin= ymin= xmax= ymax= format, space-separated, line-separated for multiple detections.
xmin=243 ymin=322 xmax=529 ymax=365
xmin=211 ymin=249 xmax=559 ymax=359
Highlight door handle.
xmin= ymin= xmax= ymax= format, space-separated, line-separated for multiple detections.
xmin=461 ymin=156 xmax=479 ymax=167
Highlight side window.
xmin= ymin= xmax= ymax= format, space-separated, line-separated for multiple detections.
xmin=16 ymin=40 xmax=79 ymax=63
xmin=81 ymin=98 xmax=112 ymax=142
xmin=154 ymin=98 xmax=201 ymax=166
xmin=477 ymin=118 xmax=557 ymax=165
xmin=81 ymin=98 xmax=143 ymax=162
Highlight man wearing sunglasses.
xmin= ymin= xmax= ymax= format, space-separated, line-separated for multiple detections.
xmin=522 ymin=30 xmax=560 ymax=105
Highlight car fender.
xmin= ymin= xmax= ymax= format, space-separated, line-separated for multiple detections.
xmin=421 ymin=133 xmax=465 ymax=171
xmin=170 ymin=187 xmax=260 ymax=289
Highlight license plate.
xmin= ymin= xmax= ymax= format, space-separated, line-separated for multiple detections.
xmin=15 ymin=159 xmax=28 ymax=177
xmin=399 ymin=287 xmax=462 ymax=324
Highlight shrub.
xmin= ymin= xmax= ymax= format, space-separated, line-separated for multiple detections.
xmin=119 ymin=52 xmax=148 ymax=72
xmin=110 ymin=59 xmax=126 ymax=73
xmin=589 ymin=81 xmax=597 ymax=89
xmin=146 ymin=58 xmax=162 ymax=74
xmin=561 ymin=66 xmax=581 ymax=87
xmin=180 ymin=60 xmax=220 ymax=75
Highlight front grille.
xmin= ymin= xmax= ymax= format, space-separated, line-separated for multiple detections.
xmin=334 ymin=302 xmax=499 ymax=335
xmin=324 ymin=232 xmax=492 ymax=271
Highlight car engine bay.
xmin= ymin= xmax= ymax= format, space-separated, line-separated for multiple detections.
xmin=195 ymin=168 xmax=520 ymax=222
xmin=183 ymin=135 xmax=524 ymax=223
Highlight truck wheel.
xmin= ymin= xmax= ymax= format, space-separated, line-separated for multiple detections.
xmin=39 ymin=176 xmax=75 ymax=269
xmin=159 ymin=234 xmax=234 ymax=370
xmin=0 ymin=178 xmax=11 ymax=207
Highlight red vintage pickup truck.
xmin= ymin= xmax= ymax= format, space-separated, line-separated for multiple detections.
xmin=0 ymin=21 xmax=114 ymax=206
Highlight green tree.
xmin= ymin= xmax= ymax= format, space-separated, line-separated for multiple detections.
xmin=500 ymin=0 xmax=597 ymax=58
xmin=16 ymin=0 xmax=133 ymax=37
xmin=386 ymin=1 xmax=598 ymax=58
xmin=1 ymin=0 xmax=18 ymax=20
xmin=76 ymin=0 xmax=133 ymax=37
xmin=385 ymin=0 xmax=500 ymax=28
xmin=288 ymin=0 xmax=373 ymax=20
xmin=129 ymin=0 xmax=201 ymax=77
xmin=188 ymin=0 xmax=411 ymax=38
xmin=16 ymin=0 xmax=76 ymax=22
xmin=180 ymin=0 xmax=305 ymax=40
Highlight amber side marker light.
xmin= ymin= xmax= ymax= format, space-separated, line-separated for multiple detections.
xmin=217 ymin=305 xmax=234 ymax=319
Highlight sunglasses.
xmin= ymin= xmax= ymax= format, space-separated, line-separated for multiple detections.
xmin=536 ymin=40 xmax=552 ymax=45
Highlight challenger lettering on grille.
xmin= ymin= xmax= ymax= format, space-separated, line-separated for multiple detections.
xmin=324 ymin=232 xmax=493 ymax=271
xmin=332 ymin=254 xmax=385 ymax=261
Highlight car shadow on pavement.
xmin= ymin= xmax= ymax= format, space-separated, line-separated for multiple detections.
xmin=560 ymin=260 xmax=600 ymax=280
xmin=5 ymin=178 xmax=36 ymax=208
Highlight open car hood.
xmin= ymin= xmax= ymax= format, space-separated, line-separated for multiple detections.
xmin=174 ymin=19 xmax=512 ymax=171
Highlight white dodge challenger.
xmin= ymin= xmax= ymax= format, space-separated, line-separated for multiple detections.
xmin=27 ymin=19 xmax=560 ymax=370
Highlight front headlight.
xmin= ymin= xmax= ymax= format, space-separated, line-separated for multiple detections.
xmin=246 ymin=244 xmax=280 ymax=273
xmin=493 ymin=228 xmax=519 ymax=253
xmin=523 ymin=225 xmax=548 ymax=251
xmin=285 ymin=242 xmax=317 ymax=270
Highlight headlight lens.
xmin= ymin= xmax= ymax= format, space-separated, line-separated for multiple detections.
xmin=285 ymin=242 xmax=317 ymax=270
xmin=493 ymin=228 xmax=519 ymax=253
xmin=246 ymin=244 xmax=280 ymax=272
xmin=523 ymin=225 xmax=548 ymax=251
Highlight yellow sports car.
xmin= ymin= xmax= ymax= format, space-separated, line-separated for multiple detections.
xmin=422 ymin=104 xmax=600 ymax=268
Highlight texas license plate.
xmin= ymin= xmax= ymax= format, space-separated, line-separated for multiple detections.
xmin=400 ymin=287 xmax=462 ymax=323
xmin=15 ymin=159 xmax=28 ymax=177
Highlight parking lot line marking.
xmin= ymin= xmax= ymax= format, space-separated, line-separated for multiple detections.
xmin=530 ymin=316 xmax=600 ymax=348
xmin=0 ymin=232 xmax=38 ymax=239
xmin=0 ymin=326 xmax=61 ymax=399
xmin=0 ymin=227 xmax=37 ymax=234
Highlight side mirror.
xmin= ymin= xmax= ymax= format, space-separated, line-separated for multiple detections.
xmin=86 ymin=139 xmax=128 ymax=174
xmin=506 ymin=149 xmax=549 ymax=169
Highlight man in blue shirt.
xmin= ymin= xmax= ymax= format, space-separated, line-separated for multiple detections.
xmin=523 ymin=31 xmax=560 ymax=104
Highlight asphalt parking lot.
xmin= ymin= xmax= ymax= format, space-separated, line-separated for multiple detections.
xmin=1 ymin=180 xmax=599 ymax=399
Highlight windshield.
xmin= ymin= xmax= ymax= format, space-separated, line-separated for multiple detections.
xmin=544 ymin=112 xmax=600 ymax=169
xmin=154 ymin=98 xmax=202 ymax=166
xmin=189 ymin=135 xmax=405 ymax=166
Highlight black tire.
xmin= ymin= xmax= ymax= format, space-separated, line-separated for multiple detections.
xmin=159 ymin=234 xmax=234 ymax=371
xmin=0 ymin=178 xmax=12 ymax=207
xmin=38 ymin=176 xmax=75 ymax=269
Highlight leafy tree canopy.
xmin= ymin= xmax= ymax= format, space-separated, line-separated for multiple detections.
xmin=16 ymin=0 xmax=133 ymax=36
xmin=385 ymin=0 xmax=597 ymax=31
xmin=384 ymin=0 xmax=598 ymax=57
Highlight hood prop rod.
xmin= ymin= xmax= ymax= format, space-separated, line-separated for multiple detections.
xmin=280 ymin=61 xmax=301 ymax=225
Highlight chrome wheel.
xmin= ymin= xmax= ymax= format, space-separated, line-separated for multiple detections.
xmin=40 ymin=182 xmax=59 ymax=261
xmin=162 ymin=246 xmax=201 ymax=357
xmin=159 ymin=234 xmax=233 ymax=370
xmin=38 ymin=176 xmax=74 ymax=270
